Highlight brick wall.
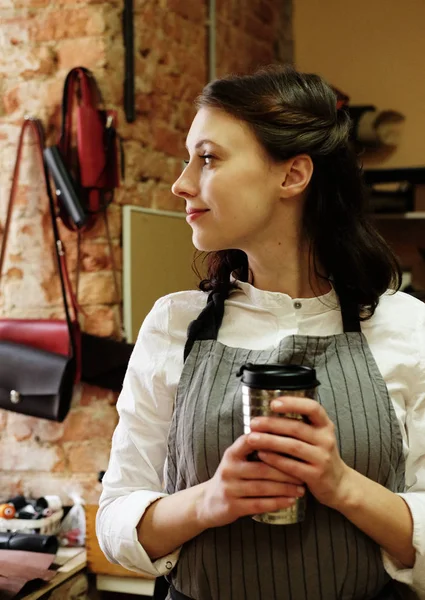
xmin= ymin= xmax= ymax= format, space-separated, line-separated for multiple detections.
xmin=0 ymin=0 xmax=292 ymax=504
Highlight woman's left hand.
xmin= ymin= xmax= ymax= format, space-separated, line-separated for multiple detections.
xmin=248 ymin=396 xmax=352 ymax=510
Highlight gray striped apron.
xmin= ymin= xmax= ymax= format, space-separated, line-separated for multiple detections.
xmin=165 ymin=290 xmax=405 ymax=600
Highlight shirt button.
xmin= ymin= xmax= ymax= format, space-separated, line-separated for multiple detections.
xmin=166 ymin=561 xmax=173 ymax=570
xmin=294 ymin=301 xmax=302 ymax=309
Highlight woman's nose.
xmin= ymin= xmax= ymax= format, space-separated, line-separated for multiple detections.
xmin=171 ymin=165 xmax=198 ymax=198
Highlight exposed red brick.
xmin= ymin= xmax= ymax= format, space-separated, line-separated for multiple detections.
xmin=6 ymin=267 xmax=23 ymax=280
xmin=21 ymin=46 xmax=57 ymax=78
xmin=33 ymin=420 xmax=65 ymax=443
xmin=64 ymin=240 xmax=122 ymax=274
xmin=82 ymin=205 xmax=122 ymax=241
xmin=244 ymin=13 xmax=275 ymax=40
xmin=40 ymin=274 xmax=62 ymax=305
xmin=166 ymin=0 xmax=206 ymax=23
xmin=29 ymin=8 xmax=105 ymax=42
xmin=7 ymin=413 xmax=37 ymax=441
xmin=66 ymin=439 xmax=111 ymax=473
xmin=3 ymin=86 xmax=20 ymax=114
xmin=135 ymin=93 xmax=152 ymax=115
xmin=0 ymin=410 xmax=7 ymax=432
xmin=255 ymin=0 xmax=278 ymax=24
xmin=175 ymin=101 xmax=197 ymax=132
xmin=61 ymin=405 xmax=117 ymax=442
xmin=113 ymin=183 xmax=154 ymax=208
xmin=119 ymin=118 xmax=151 ymax=145
xmin=13 ymin=0 xmax=50 ymax=6
xmin=20 ymin=224 xmax=33 ymax=235
xmin=0 ymin=475 xmax=24 ymax=501
xmin=151 ymin=122 xmax=185 ymax=158
xmin=79 ymin=383 xmax=117 ymax=407
xmin=0 ymin=440 xmax=65 ymax=472
xmin=57 ymin=37 xmax=107 ymax=70
xmin=82 ymin=305 xmax=117 ymax=337
xmin=78 ymin=271 xmax=120 ymax=305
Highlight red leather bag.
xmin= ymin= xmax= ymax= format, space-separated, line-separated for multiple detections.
xmin=0 ymin=118 xmax=81 ymax=421
xmin=57 ymin=67 xmax=120 ymax=230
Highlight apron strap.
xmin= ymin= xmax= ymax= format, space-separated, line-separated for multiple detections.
xmin=183 ymin=284 xmax=361 ymax=362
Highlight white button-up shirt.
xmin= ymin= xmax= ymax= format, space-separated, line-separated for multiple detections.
xmin=97 ymin=283 xmax=425 ymax=598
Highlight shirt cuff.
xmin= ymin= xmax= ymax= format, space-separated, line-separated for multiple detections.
xmin=381 ymin=493 xmax=425 ymax=598
xmin=97 ymin=489 xmax=182 ymax=577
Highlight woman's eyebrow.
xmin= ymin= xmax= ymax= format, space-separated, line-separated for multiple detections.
xmin=185 ymin=138 xmax=225 ymax=151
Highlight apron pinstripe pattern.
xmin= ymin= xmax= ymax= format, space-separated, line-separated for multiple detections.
xmin=165 ymin=293 xmax=405 ymax=600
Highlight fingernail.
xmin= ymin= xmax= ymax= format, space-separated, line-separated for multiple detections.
xmin=250 ymin=418 xmax=260 ymax=427
xmin=249 ymin=433 xmax=261 ymax=442
xmin=271 ymin=399 xmax=284 ymax=409
xmin=297 ymin=486 xmax=305 ymax=496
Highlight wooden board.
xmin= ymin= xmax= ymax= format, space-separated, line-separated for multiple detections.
xmin=21 ymin=549 xmax=86 ymax=600
xmin=123 ymin=206 xmax=199 ymax=343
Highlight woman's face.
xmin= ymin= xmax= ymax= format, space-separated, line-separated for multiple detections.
xmin=172 ymin=107 xmax=286 ymax=253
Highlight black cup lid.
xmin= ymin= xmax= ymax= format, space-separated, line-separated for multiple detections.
xmin=237 ymin=363 xmax=320 ymax=390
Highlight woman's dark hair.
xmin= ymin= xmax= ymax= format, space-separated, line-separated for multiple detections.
xmin=195 ymin=64 xmax=401 ymax=319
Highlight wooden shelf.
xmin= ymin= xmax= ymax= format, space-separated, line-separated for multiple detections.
xmin=372 ymin=212 xmax=425 ymax=220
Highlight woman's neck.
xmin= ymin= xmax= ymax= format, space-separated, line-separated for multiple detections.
xmin=245 ymin=239 xmax=331 ymax=299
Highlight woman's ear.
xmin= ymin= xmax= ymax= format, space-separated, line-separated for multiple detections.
xmin=280 ymin=154 xmax=313 ymax=198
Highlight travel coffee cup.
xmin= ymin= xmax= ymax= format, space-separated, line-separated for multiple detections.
xmin=238 ymin=363 xmax=320 ymax=525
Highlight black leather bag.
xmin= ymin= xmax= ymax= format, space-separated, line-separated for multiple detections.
xmin=0 ymin=341 xmax=75 ymax=421
xmin=0 ymin=118 xmax=78 ymax=422
xmin=0 ymin=531 xmax=58 ymax=555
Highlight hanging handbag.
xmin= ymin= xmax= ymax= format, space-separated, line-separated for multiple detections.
xmin=0 ymin=118 xmax=80 ymax=422
xmin=47 ymin=66 xmax=120 ymax=232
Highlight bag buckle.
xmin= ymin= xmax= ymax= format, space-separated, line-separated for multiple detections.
xmin=10 ymin=390 xmax=20 ymax=404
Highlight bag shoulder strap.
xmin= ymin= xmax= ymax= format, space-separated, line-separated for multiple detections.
xmin=0 ymin=117 xmax=79 ymax=336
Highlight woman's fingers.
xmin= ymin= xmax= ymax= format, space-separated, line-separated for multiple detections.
xmin=247 ymin=431 xmax=322 ymax=463
xmin=238 ymin=459 xmax=303 ymax=485
xmin=227 ymin=433 xmax=260 ymax=460
xmin=250 ymin=414 xmax=316 ymax=443
xmin=269 ymin=397 xmax=329 ymax=427
xmin=225 ymin=433 xmax=304 ymax=484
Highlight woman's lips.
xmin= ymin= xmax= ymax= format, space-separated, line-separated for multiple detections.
xmin=186 ymin=209 xmax=209 ymax=223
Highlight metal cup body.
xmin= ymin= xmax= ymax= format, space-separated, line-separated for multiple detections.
xmin=242 ymin=385 xmax=316 ymax=525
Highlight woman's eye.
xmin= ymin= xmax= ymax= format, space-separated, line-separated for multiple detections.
xmin=200 ymin=154 xmax=214 ymax=165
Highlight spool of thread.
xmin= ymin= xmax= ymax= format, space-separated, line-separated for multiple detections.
xmin=35 ymin=495 xmax=62 ymax=512
xmin=6 ymin=496 xmax=27 ymax=511
xmin=17 ymin=504 xmax=37 ymax=519
xmin=0 ymin=503 xmax=16 ymax=519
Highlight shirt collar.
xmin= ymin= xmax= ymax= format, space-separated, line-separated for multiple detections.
xmin=232 ymin=279 xmax=339 ymax=315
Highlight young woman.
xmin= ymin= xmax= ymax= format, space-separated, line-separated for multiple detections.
xmin=97 ymin=66 xmax=425 ymax=600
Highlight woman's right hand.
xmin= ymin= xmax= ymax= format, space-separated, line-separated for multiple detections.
xmin=196 ymin=434 xmax=305 ymax=529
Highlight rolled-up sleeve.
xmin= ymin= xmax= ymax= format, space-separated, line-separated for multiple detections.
xmin=96 ymin=296 xmax=184 ymax=577
xmin=383 ymin=309 xmax=425 ymax=599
